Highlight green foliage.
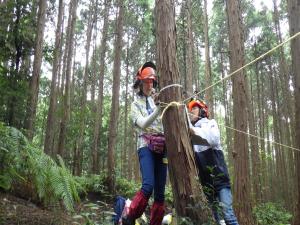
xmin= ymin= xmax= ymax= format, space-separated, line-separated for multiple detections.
xmin=164 ymin=185 xmax=173 ymax=205
xmin=0 ymin=123 xmax=81 ymax=212
xmin=76 ymin=174 xmax=107 ymax=195
xmin=253 ymin=202 xmax=292 ymax=225
xmin=115 ymin=176 xmax=140 ymax=198
xmin=0 ymin=0 xmax=36 ymax=128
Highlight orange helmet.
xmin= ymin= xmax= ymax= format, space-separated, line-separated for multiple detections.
xmin=133 ymin=61 xmax=157 ymax=89
xmin=188 ymin=99 xmax=209 ymax=118
xmin=136 ymin=67 xmax=156 ymax=80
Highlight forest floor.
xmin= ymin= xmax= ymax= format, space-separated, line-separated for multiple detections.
xmin=0 ymin=191 xmax=115 ymax=225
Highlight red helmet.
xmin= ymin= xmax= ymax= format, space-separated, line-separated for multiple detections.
xmin=133 ymin=61 xmax=157 ymax=89
xmin=188 ymin=99 xmax=209 ymax=118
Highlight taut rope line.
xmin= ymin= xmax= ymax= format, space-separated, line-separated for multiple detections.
xmin=182 ymin=31 xmax=300 ymax=103
xmin=155 ymin=32 xmax=300 ymax=152
xmin=185 ymin=111 xmax=300 ymax=152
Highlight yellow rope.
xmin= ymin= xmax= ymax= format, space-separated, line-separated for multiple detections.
xmin=182 ymin=31 xmax=300 ymax=103
xmin=159 ymin=101 xmax=184 ymax=120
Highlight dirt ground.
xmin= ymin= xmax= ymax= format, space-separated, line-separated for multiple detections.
xmin=0 ymin=192 xmax=115 ymax=225
xmin=0 ymin=192 xmax=74 ymax=225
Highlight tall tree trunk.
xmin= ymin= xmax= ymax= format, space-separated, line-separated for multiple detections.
xmin=107 ymin=0 xmax=124 ymax=192
xmin=273 ymin=0 xmax=295 ymax=209
xmin=73 ymin=0 xmax=95 ymax=176
xmin=185 ymin=0 xmax=193 ymax=94
xmin=91 ymin=0 xmax=111 ymax=174
xmin=287 ymin=0 xmax=300 ymax=223
xmin=44 ymin=0 xmax=64 ymax=155
xmin=24 ymin=0 xmax=47 ymax=139
xmin=246 ymin=76 xmax=260 ymax=204
xmin=254 ymin=51 xmax=265 ymax=202
xmin=226 ymin=0 xmax=254 ymax=223
xmin=203 ymin=0 xmax=214 ymax=118
xmin=121 ymin=44 xmax=130 ymax=178
xmin=57 ymin=0 xmax=78 ymax=158
xmin=219 ymin=51 xmax=233 ymax=167
xmin=155 ymin=0 xmax=214 ymax=223
xmin=128 ymin=87 xmax=136 ymax=181
xmin=267 ymin=61 xmax=286 ymax=203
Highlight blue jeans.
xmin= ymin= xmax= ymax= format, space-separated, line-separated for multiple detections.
xmin=138 ymin=147 xmax=168 ymax=202
xmin=210 ymin=187 xmax=239 ymax=225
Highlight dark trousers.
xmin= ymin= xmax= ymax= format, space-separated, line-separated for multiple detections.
xmin=138 ymin=147 xmax=167 ymax=202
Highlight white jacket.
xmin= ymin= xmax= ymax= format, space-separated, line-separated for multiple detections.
xmin=190 ymin=118 xmax=222 ymax=152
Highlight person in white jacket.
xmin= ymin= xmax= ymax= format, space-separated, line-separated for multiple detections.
xmin=188 ymin=99 xmax=239 ymax=225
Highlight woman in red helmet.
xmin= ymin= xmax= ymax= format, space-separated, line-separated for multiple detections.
xmin=122 ymin=62 xmax=167 ymax=225
xmin=188 ymin=99 xmax=239 ymax=225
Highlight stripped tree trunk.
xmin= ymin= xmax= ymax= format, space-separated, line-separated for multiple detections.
xmin=155 ymin=0 xmax=214 ymax=223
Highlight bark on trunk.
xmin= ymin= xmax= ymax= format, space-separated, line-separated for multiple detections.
xmin=44 ymin=0 xmax=64 ymax=155
xmin=57 ymin=0 xmax=78 ymax=158
xmin=107 ymin=0 xmax=124 ymax=192
xmin=203 ymin=0 xmax=214 ymax=118
xmin=91 ymin=0 xmax=111 ymax=174
xmin=24 ymin=0 xmax=47 ymax=139
xmin=226 ymin=0 xmax=254 ymax=223
xmin=185 ymin=0 xmax=193 ymax=94
xmin=73 ymin=0 xmax=95 ymax=176
xmin=287 ymin=0 xmax=300 ymax=223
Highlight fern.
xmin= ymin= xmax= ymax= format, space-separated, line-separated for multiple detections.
xmin=0 ymin=123 xmax=82 ymax=212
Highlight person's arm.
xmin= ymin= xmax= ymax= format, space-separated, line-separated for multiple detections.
xmin=190 ymin=119 xmax=220 ymax=147
xmin=131 ymin=102 xmax=160 ymax=130
xmin=135 ymin=107 xmax=160 ymax=129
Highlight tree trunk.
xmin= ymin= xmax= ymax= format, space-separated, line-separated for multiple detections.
xmin=73 ymin=0 xmax=95 ymax=176
xmin=203 ymin=0 xmax=214 ymax=118
xmin=24 ymin=0 xmax=47 ymax=139
xmin=155 ymin=0 xmax=214 ymax=223
xmin=57 ymin=0 xmax=78 ymax=158
xmin=91 ymin=0 xmax=111 ymax=174
xmin=287 ymin=0 xmax=300 ymax=223
xmin=226 ymin=0 xmax=254 ymax=224
xmin=107 ymin=0 xmax=124 ymax=192
xmin=246 ymin=75 xmax=260 ymax=204
xmin=267 ymin=61 xmax=286 ymax=203
xmin=121 ymin=45 xmax=130 ymax=178
xmin=44 ymin=0 xmax=64 ymax=155
xmin=254 ymin=51 xmax=265 ymax=202
xmin=219 ymin=51 xmax=233 ymax=167
xmin=128 ymin=87 xmax=136 ymax=181
xmin=273 ymin=0 xmax=295 ymax=209
xmin=185 ymin=0 xmax=193 ymax=94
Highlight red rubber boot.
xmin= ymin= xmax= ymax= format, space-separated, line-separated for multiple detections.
xmin=150 ymin=201 xmax=165 ymax=225
xmin=122 ymin=190 xmax=149 ymax=225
